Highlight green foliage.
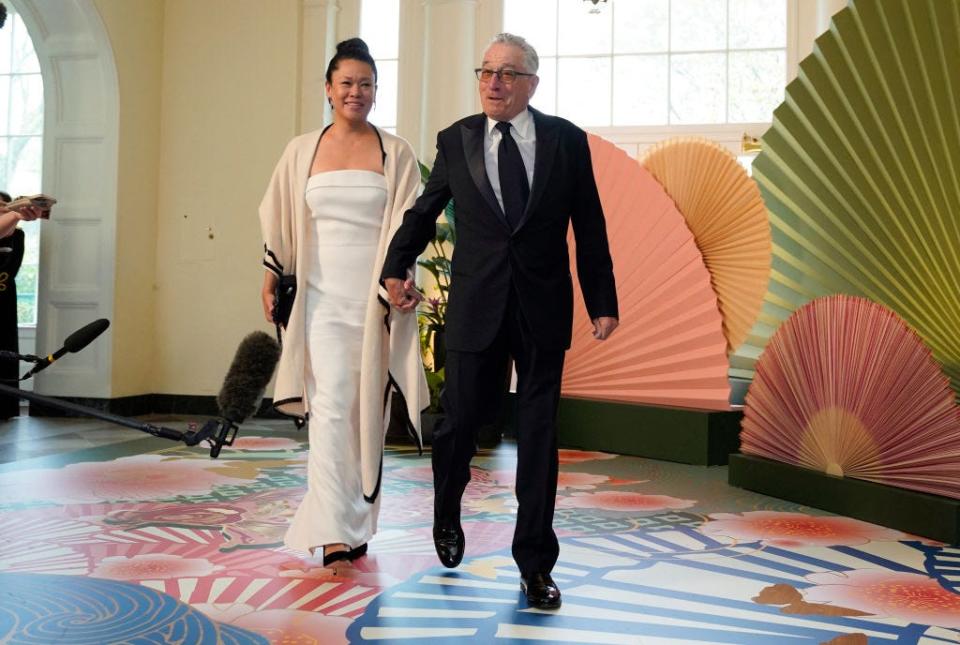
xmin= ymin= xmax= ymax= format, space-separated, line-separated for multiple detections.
xmin=416 ymin=161 xmax=457 ymax=412
xmin=16 ymin=264 xmax=36 ymax=293
xmin=17 ymin=295 xmax=34 ymax=325
xmin=424 ymin=368 xmax=445 ymax=413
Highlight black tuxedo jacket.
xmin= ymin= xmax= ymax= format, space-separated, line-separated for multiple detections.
xmin=382 ymin=107 xmax=618 ymax=352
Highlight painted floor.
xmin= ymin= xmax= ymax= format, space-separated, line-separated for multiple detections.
xmin=0 ymin=414 xmax=958 ymax=644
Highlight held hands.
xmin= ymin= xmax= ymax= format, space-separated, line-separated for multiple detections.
xmin=385 ymin=277 xmax=423 ymax=313
xmin=592 ymin=316 xmax=619 ymax=341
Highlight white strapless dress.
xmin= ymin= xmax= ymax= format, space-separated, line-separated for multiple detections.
xmin=285 ymin=170 xmax=387 ymax=552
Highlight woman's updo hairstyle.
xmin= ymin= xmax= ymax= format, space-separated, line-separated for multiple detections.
xmin=325 ymin=37 xmax=378 ymax=84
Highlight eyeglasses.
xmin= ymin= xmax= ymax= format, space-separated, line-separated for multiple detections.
xmin=474 ymin=68 xmax=536 ymax=84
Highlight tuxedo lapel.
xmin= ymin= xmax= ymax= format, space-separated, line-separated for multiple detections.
xmin=516 ymin=107 xmax=559 ymax=232
xmin=460 ymin=116 xmax=509 ymax=229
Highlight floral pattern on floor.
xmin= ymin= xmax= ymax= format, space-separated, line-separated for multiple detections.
xmin=0 ymin=428 xmax=957 ymax=644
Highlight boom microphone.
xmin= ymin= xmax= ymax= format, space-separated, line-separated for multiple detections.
xmin=0 ymin=326 xmax=281 ymax=459
xmin=21 ymin=319 xmax=110 ymax=380
xmin=184 ymin=331 xmax=281 ymax=457
xmin=218 ymin=331 xmax=281 ymax=423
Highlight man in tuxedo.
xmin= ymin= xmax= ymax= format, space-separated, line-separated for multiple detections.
xmin=381 ymin=33 xmax=618 ymax=609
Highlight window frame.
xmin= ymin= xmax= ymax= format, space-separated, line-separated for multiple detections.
xmin=0 ymin=2 xmax=44 ymax=328
xmin=502 ymin=0 xmax=801 ymax=158
xmin=360 ymin=0 xmax=401 ymax=133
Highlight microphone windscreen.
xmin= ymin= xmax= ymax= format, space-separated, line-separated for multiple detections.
xmin=217 ymin=331 xmax=281 ymax=424
xmin=64 ymin=319 xmax=110 ymax=353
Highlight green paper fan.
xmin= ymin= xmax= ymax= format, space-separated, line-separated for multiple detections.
xmin=730 ymin=0 xmax=960 ymax=395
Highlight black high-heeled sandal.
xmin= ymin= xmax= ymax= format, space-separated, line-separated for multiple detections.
xmin=322 ymin=547 xmax=352 ymax=567
xmin=347 ymin=543 xmax=368 ymax=561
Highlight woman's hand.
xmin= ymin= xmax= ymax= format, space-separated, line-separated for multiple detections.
xmin=4 ymin=196 xmax=52 ymax=222
xmin=262 ymin=271 xmax=279 ymax=324
xmin=0 ymin=203 xmax=44 ymax=238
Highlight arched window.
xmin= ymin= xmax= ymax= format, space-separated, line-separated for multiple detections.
xmin=361 ymin=0 xmax=400 ymax=133
xmin=0 ymin=2 xmax=43 ymax=325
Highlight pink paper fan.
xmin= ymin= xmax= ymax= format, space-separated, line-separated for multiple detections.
xmin=742 ymin=295 xmax=960 ymax=499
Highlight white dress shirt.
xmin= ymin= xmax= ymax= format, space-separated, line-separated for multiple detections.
xmin=484 ymin=108 xmax=537 ymax=213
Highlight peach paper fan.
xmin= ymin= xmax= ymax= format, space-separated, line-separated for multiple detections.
xmin=561 ymin=134 xmax=730 ymax=411
xmin=641 ymin=137 xmax=771 ymax=355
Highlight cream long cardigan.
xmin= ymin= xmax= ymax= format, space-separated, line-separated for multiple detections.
xmin=259 ymin=126 xmax=428 ymax=502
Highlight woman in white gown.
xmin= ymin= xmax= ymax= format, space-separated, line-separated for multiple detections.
xmin=259 ymin=38 xmax=428 ymax=567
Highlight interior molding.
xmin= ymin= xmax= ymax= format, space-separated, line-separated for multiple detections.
xmin=12 ymin=0 xmax=120 ymax=399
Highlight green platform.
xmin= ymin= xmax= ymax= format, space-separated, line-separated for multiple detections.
xmin=556 ymin=397 xmax=743 ymax=466
xmin=729 ymin=453 xmax=960 ymax=546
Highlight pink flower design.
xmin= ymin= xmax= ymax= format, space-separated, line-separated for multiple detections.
xmin=700 ymin=512 xmax=906 ymax=547
xmin=388 ymin=466 xmax=435 ymax=483
xmin=462 ymin=520 xmax=522 ymax=555
xmin=377 ymin=489 xmax=435 ymax=526
xmin=225 ymin=436 xmax=302 ymax=452
xmin=392 ymin=466 xmax=497 ymax=487
xmin=92 ymin=554 xmax=223 ymax=580
xmin=102 ymin=490 xmax=297 ymax=551
xmin=0 ymin=455 xmax=250 ymax=504
xmin=556 ymin=491 xmax=695 ymax=512
xmin=490 ymin=470 xmax=610 ymax=489
xmin=803 ymin=569 xmax=960 ymax=628
xmin=558 ymin=449 xmax=617 ymax=464
xmin=105 ymin=503 xmax=247 ymax=528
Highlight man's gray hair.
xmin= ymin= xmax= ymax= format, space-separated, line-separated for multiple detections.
xmin=488 ymin=33 xmax=539 ymax=74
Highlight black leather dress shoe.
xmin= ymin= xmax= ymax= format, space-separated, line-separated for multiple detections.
xmin=433 ymin=523 xmax=465 ymax=568
xmin=521 ymin=572 xmax=562 ymax=609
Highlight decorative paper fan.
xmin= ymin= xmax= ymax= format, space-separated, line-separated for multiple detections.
xmin=734 ymin=0 xmax=960 ymax=395
xmin=640 ymin=137 xmax=771 ymax=355
xmin=562 ymin=134 xmax=730 ymax=411
xmin=742 ymin=295 xmax=960 ymax=499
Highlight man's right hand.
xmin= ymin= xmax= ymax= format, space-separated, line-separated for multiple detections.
xmin=385 ymin=277 xmax=422 ymax=312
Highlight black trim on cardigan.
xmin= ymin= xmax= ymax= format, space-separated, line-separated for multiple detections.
xmin=263 ymin=244 xmax=284 ymax=275
xmin=362 ymin=289 xmax=424 ymax=504
xmin=363 ymin=454 xmax=384 ymax=504
xmin=314 ymin=122 xmax=385 ymax=166
xmin=378 ymin=286 xmax=424 ymax=453
xmin=387 ymin=372 xmax=423 ymax=454
xmin=372 ymin=126 xmax=387 ymax=166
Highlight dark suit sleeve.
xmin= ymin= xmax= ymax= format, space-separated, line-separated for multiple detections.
xmin=381 ymin=135 xmax=453 ymax=281
xmin=570 ymin=128 xmax=619 ymax=320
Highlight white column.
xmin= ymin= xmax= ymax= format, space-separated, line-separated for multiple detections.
xmin=817 ymin=0 xmax=848 ymax=32
xmin=396 ymin=0 xmax=426 ymax=146
xmin=301 ymin=0 xmax=341 ymax=133
xmin=336 ymin=0 xmax=361 ymax=39
xmin=414 ymin=0 xmax=479 ymax=162
xmin=794 ymin=0 xmax=849 ymax=72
